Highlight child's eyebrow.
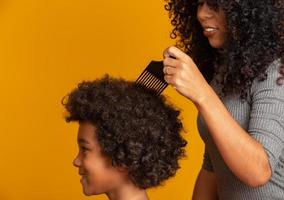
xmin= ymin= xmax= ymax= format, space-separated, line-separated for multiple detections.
xmin=77 ymin=138 xmax=90 ymax=144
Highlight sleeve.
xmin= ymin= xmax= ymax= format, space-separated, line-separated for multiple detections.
xmin=248 ymin=59 xmax=284 ymax=172
xmin=202 ymin=148 xmax=214 ymax=172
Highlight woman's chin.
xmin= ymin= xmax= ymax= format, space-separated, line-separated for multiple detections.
xmin=209 ymin=41 xmax=223 ymax=49
xmin=208 ymin=37 xmax=226 ymax=49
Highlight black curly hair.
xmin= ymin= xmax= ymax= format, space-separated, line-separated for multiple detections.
xmin=165 ymin=0 xmax=284 ymax=98
xmin=63 ymin=75 xmax=187 ymax=189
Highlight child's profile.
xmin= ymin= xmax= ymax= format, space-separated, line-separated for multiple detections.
xmin=63 ymin=75 xmax=187 ymax=200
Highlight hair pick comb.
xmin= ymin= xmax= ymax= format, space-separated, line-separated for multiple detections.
xmin=135 ymin=60 xmax=168 ymax=95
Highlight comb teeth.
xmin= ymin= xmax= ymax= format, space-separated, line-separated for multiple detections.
xmin=135 ymin=61 xmax=168 ymax=95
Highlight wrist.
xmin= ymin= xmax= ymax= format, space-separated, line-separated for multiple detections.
xmin=194 ymin=85 xmax=218 ymax=109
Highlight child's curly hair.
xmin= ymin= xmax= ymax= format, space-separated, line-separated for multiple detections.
xmin=63 ymin=75 xmax=187 ymax=189
xmin=165 ymin=0 xmax=284 ymax=99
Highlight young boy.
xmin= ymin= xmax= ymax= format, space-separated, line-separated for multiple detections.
xmin=63 ymin=75 xmax=187 ymax=200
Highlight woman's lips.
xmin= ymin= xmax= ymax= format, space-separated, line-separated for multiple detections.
xmin=203 ymin=27 xmax=218 ymax=37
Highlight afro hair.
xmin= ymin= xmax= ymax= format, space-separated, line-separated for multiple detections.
xmin=63 ymin=75 xmax=187 ymax=189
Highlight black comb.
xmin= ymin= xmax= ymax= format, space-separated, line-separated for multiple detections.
xmin=135 ymin=60 xmax=168 ymax=95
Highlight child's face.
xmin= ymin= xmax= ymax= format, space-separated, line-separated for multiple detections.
xmin=73 ymin=122 xmax=127 ymax=196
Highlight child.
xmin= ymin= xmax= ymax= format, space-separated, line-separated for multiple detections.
xmin=63 ymin=75 xmax=187 ymax=200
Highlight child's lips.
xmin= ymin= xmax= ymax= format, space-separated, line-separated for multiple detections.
xmin=79 ymin=170 xmax=86 ymax=176
xmin=79 ymin=172 xmax=87 ymax=180
xmin=79 ymin=173 xmax=86 ymax=178
xmin=80 ymin=175 xmax=87 ymax=183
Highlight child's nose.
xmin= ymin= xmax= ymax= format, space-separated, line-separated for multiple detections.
xmin=73 ymin=154 xmax=81 ymax=167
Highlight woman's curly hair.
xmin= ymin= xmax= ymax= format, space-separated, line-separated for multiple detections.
xmin=63 ymin=75 xmax=187 ymax=189
xmin=165 ymin=0 xmax=284 ymax=98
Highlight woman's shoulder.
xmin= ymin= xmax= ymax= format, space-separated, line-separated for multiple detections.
xmin=265 ymin=58 xmax=281 ymax=75
xmin=250 ymin=58 xmax=284 ymax=97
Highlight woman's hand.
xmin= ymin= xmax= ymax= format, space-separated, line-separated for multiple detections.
xmin=163 ymin=46 xmax=211 ymax=105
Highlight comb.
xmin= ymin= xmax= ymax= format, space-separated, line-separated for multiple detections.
xmin=135 ymin=60 xmax=168 ymax=95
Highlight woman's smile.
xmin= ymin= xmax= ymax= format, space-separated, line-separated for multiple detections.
xmin=197 ymin=2 xmax=228 ymax=48
xmin=202 ymin=26 xmax=219 ymax=37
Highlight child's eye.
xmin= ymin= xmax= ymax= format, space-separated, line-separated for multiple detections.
xmin=80 ymin=146 xmax=89 ymax=153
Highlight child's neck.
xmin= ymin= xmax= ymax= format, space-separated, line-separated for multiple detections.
xmin=106 ymin=181 xmax=148 ymax=200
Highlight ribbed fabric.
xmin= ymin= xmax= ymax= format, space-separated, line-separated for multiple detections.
xmin=197 ymin=59 xmax=284 ymax=200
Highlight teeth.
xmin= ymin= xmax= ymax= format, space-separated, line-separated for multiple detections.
xmin=205 ymin=28 xmax=216 ymax=32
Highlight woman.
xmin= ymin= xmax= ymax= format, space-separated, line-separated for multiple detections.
xmin=163 ymin=0 xmax=284 ymax=199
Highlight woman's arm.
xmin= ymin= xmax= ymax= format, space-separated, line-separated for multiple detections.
xmin=163 ymin=46 xmax=273 ymax=187
xmin=195 ymin=87 xmax=271 ymax=187
xmin=192 ymin=169 xmax=218 ymax=200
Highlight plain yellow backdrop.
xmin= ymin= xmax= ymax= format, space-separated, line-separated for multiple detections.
xmin=0 ymin=0 xmax=204 ymax=199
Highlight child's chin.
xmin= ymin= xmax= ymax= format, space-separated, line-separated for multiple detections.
xmin=82 ymin=188 xmax=94 ymax=196
xmin=82 ymin=186 xmax=102 ymax=196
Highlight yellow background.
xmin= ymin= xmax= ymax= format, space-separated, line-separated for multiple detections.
xmin=0 ymin=0 xmax=204 ymax=199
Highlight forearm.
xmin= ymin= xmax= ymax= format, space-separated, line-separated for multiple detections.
xmin=195 ymin=86 xmax=271 ymax=187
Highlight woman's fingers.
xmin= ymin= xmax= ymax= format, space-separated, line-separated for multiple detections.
xmin=163 ymin=56 xmax=178 ymax=67
xmin=163 ymin=49 xmax=183 ymax=85
xmin=164 ymin=74 xmax=176 ymax=86
xmin=162 ymin=46 xmax=209 ymax=102
xmin=163 ymin=46 xmax=195 ymax=91
xmin=163 ymin=57 xmax=179 ymax=76
xmin=163 ymin=66 xmax=176 ymax=75
xmin=163 ymin=46 xmax=188 ymax=61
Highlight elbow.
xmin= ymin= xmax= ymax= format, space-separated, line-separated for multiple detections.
xmin=245 ymin=163 xmax=272 ymax=188
xmin=247 ymin=173 xmax=271 ymax=188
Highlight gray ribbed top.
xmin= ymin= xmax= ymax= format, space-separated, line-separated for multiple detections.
xmin=197 ymin=59 xmax=284 ymax=200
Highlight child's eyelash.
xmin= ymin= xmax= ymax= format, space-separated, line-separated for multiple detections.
xmin=80 ymin=146 xmax=89 ymax=152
